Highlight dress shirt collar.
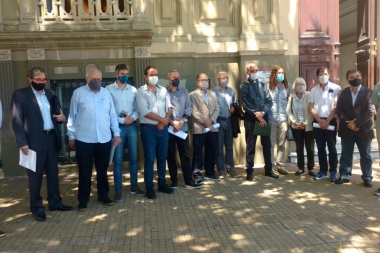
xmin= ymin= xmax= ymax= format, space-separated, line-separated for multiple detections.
xmin=113 ymin=82 xmax=130 ymax=90
xmin=31 ymin=86 xmax=46 ymax=95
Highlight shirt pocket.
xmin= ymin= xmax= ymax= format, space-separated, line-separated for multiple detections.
xmin=102 ymin=97 xmax=111 ymax=111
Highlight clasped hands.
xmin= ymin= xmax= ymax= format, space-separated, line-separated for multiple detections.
xmin=346 ymin=120 xmax=359 ymax=131
xmin=255 ymin=111 xmax=267 ymax=127
xmin=203 ymin=118 xmax=215 ymax=131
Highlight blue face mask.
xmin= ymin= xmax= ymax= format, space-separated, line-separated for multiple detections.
xmin=118 ymin=75 xmax=128 ymax=84
xmin=171 ymin=78 xmax=180 ymax=87
xmin=276 ymin=74 xmax=284 ymax=83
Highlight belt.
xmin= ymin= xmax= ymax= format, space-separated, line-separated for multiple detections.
xmin=319 ymin=117 xmax=328 ymax=120
xmin=140 ymin=123 xmax=157 ymax=128
xmin=43 ymin=129 xmax=55 ymax=134
xmin=218 ymin=116 xmax=230 ymax=121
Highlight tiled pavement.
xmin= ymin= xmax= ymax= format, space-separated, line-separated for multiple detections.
xmin=0 ymin=161 xmax=380 ymax=253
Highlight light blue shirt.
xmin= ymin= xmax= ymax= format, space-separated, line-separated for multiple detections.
xmin=32 ymin=88 xmax=54 ymax=130
xmin=350 ymin=85 xmax=361 ymax=106
xmin=67 ymin=85 xmax=120 ymax=143
xmin=211 ymin=86 xmax=237 ymax=118
xmin=106 ymin=82 xmax=139 ymax=124
xmin=269 ymin=84 xmax=288 ymax=122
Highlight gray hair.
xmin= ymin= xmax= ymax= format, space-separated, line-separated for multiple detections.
xmin=86 ymin=68 xmax=102 ymax=78
xmin=292 ymin=77 xmax=306 ymax=93
xmin=167 ymin=69 xmax=179 ymax=78
xmin=246 ymin=63 xmax=257 ymax=71
xmin=217 ymin=71 xmax=228 ymax=80
xmin=28 ymin=67 xmax=46 ymax=79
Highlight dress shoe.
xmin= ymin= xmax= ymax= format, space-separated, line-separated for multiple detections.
xmin=0 ymin=231 xmax=6 ymax=238
xmin=246 ymin=174 xmax=254 ymax=181
xmin=364 ymin=180 xmax=373 ymax=188
xmin=34 ymin=213 xmax=46 ymax=222
xmin=265 ymin=171 xmax=279 ymax=179
xmin=78 ymin=202 xmax=87 ymax=212
xmin=308 ymin=170 xmax=316 ymax=176
xmin=277 ymin=167 xmax=288 ymax=175
xmin=295 ymin=169 xmax=304 ymax=176
xmin=49 ymin=204 xmax=73 ymax=212
xmin=98 ymin=198 xmax=114 ymax=206
xmin=334 ymin=177 xmax=350 ymax=184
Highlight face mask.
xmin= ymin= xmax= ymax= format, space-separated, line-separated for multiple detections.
xmin=349 ymin=78 xmax=361 ymax=87
xmin=149 ymin=76 xmax=159 ymax=85
xmin=296 ymin=86 xmax=306 ymax=93
xmin=319 ymin=75 xmax=329 ymax=84
xmin=89 ymin=79 xmax=102 ymax=91
xmin=276 ymin=74 xmax=284 ymax=83
xmin=171 ymin=78 xmax=180 ymax=87
xmin=200 ymin=81 xmax=209 ymax=90
xmin=31 ymin=81 xmax=45 ymax=91
xmin=220 ymin=80 xmax=229 ymax=87
xmin=118 ymin=75 xmax=128 ymax=84
xmin=250 ymin=73 xmax=259 ymax=80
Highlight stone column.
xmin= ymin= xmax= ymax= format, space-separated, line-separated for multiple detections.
xmin=0 ymin=50 xmax=24 ymax=176
xmin=134 ymin=47 xmax=151 ymax=87
xmin=132 ymin=0 xmax=149 ymax=29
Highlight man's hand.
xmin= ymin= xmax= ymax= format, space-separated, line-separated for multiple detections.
xmin=160 ymin=117 xmax=170 ymax=126
xmin=156 ymin=123 xmax=165 ymax=130
xmin=69 ymin=140 xmax=76 ymax=150
xmin=172 ymin=120 xmax=184 ymax=131
xmin=317 ymin=118 xmax=329 ymax=129
xmin=123 ymin=115 xmax=134 ymax=125
xmin=203 ymin=119 xmax=213 ymax=127
xmin=259 ymin=118 xmax=267 ymax=127
xmin=346 ymin=120 xmax=359 ymax=131
xmin=255 ymin=111 xmax=264 ymax=120
xmin=20 ymin=145 xmax=29 ymax=155
xmin=113 ymin=136 xmax=122 ymax=147
xmin=209 ymin=125 xmax=215 ymax=132
xmin=53 ymin=109 xmax=66 ymax=122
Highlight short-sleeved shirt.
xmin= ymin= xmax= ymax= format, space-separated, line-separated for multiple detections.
xmin=308 ymin=81 xmax=341 ymax=118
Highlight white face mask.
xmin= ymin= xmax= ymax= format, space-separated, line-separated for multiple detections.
xmin=250 ymin=73 xmax=259 ymax=80
xmin=319 ymin=75 xmax=329 ymax=85
xmin=200 ymin=81 xmax=209 ymax=90
xmin=148 ymin=76 xmax=159 ymax=85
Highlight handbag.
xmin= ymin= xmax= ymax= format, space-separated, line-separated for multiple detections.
xmin=253 ymin=121 xmax=271 ymax=136
xmin=286 ymin=96 xmax=294 ymax=141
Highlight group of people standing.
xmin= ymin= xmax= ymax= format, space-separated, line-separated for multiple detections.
xmin=6 ymin=62 xmax=380 ymax=224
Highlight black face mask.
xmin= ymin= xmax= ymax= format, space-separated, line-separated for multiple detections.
xmin=349 ymin=78 xmax=361 ymax=87
xmin=31 ymin=81 xmax=45 ymax=91
xmin=171 ymin=78 xmax=180 ymax=87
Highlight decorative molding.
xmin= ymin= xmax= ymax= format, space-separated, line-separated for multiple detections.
xmin=154 ymin=0 xmax=181 ymax=26
xmin=27 ymin=48 xmax=45 ymax=60
xmin=135 ymin=47 xmax=151 ymax=58
xmin=54 ymin=66 xmax=79 ymax=74
xmin=194 ymin=0 xmax=235 ymax=27
xmin=0 ymin=50 xmax=11 ymax=61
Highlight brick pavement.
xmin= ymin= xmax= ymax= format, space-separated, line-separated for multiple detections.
xmin=0 ymin=161 xmax=380 ymax=253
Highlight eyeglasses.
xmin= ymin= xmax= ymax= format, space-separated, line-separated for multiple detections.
xmin=90 ymin=78 xmax=102 ymax=81
xmin=198 ymin=79 xmax=209 ymax=82
xmin=32 ymin=78 xmax=48 ymax=83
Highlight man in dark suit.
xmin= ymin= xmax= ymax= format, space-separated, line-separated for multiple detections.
xmin=11 ymin=67 xmax=73 ymax=222
xmin=335 ymin=69 xmax=375 ymax=187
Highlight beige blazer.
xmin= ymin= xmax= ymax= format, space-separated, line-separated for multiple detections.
xmin=189 ymin=89 xmax=220 ymax=134
xmin=286 ymin=91 xmax=313 ymax=132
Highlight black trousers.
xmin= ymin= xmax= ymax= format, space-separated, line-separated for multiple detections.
xmin=167 ymin=133 xmax=193 ymax=183
xmin=244 ymin=116 xmax=272 ymax=175
xmin=192 ymin=132 xmax=218 ymax=178
xmin=28 ymin=132 xmax=61 ymax=215
xmin=292 ymin=128 xmax=315 ymax=170
xmin=76 ymin=140 xmax=111 ymax=203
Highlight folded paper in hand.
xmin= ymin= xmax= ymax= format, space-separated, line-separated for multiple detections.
xmin=19 ymin=149 xmax=36 ymax=172
xmin=204 ymin=123 xmax=220 ymax=133
xmin=312 ymin=123 xmax=335 ymax=131
xmin=168 ymin=126 xmax=188 ymax=140
xmin=253 ymin=121 xmax=271 ymax=136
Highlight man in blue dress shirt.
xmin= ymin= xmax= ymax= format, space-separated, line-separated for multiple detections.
xmin=67 ymin=68 xmax=121 ymax=211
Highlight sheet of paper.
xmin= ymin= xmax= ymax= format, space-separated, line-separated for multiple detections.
xmin=109 ymin=144 xmax=116 ymax=165
xmin=312 ymin=123 xmax=335 ymax=131
xmin=168 ymin=125 xmax=188 ymax=140
xmin=19 ymin=149 xmax=36 ymax=172
xmin=204 ymin=123 xmax=220 ymax=133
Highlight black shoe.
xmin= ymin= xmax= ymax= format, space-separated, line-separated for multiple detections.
xmin=170 ymin=181 xmax=178 ymax=189
xmin=158 ymin=184 xmax=174 ymax=194
xmin=295 ymin=170 xmax=304 ymax=176
xmin=49 ymin=203 xmax=73 ymax=212
xmin=265 ymin=171 xmax=279 ymax=179
xmin=34 ymin=213 xmax=46 ymax=222
xmin=364 ymin=180 xmax=373 ymax=188
xmin=246 ymin=174 xmax=253 ymax=181
xmin=308 ymin=170 xmax=316 ymax=176
xmin=334 ymin=177 xmax=350 ymax=184
xmin=78 ymin=202 xmax=87 ymax=212
xmin=184 ymin=180 xmax=202 ymax=189
xmin=98 ymin=198 xmax=114 ymax=206
xmin=146 ymin=189 xmax=157 ymax=199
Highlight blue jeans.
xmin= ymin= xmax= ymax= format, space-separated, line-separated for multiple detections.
xmin=313 ymin=119 xmax=338 ymax=174
xmin=216 ymin=119 xmax=234 ymax=172
xmin=140 ymin=124 xmax=169 ymax=190
xmin=339 ymin=137 xmax=373 ymax=182
xmin=113 ymin=123 xmax=139 ymax=192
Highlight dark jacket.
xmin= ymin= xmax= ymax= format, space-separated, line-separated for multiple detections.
xmin=11 ymin=86 xmax=62 ymax=152
xmin=336 ymin=86 xmax=374 ymax=140
xmin=231 ymin=103 xmax=245 ymax=138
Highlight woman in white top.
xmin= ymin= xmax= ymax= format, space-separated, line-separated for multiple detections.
xmin=286 ymin=77 xmax=315 ymax=176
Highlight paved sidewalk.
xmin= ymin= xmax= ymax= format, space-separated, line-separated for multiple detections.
xmin=0 ymin=161 xmax=380 ymax=253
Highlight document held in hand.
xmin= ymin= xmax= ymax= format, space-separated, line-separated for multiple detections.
xmin=204 ymin=123 xmax=220 ymax=133
xmin=312 ymin=122 xmax=335 ymax=131
xmin=19 ymin=149 xmax=36 ymax=172
xmin=168 ymin=125 xmax=188 ymax=140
